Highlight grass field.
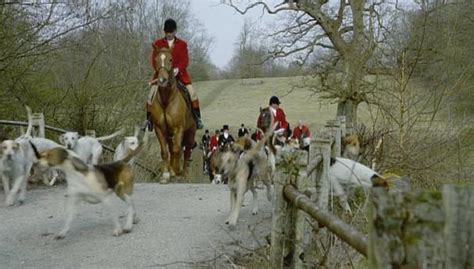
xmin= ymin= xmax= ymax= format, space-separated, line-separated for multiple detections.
xmin=197 ymin=76 xmax=343 ymax=133
xmin=196 ymin=76 xmax=372 ymax=135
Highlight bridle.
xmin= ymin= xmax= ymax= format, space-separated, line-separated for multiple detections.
xmin=155 ymin=50 xmax=175 ymax=86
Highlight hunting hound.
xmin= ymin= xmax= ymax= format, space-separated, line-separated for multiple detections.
xmin=0 ymin=106 xmax=56 ymax=205
xmin=114 ymin=127 xmax=140 ymax=165
xmin=0 ymin=139 xmax=34 ymax=206
xmin=30 ymin=142 xmax=142 ymax=239
xmin=217 ymin=130 xmax=274 ymax=228
xmin=328 ymin=157 xmax=387 ymax=214
xmin=60 ymin=129 xmax=124 ymax=165
xmin=342 ymin=134 xmax=360 ymax=160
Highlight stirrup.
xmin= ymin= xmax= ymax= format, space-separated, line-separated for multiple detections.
xmin=142 ymin=119 xmax=153 ymax=132
xmin=146 ymin=120 xmax=153 ymax=132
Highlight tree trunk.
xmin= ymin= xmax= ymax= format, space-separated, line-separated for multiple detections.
xmin=337 ymin=99 xmax=358 ymax=128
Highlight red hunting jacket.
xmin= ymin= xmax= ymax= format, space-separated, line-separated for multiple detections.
xmin=208 ymin=135 xmax=219 ymax=152
xmin=151 ymin=37 xmax=192 ymax=85
xmin=255 ymin=107 xmax=289 ymax=140
xmin=292 ymin=125 xmax=311 ymax=140
xmin=273 ymin=107 xmax=289 ymax=131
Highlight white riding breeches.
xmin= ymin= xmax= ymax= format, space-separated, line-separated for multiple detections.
xmin=186 ymin=84 xmax=198 ymax=101
xmin=148 ymin=85 xmax=158 ymax=102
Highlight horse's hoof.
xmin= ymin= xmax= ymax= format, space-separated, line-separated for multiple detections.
xmin=133 ymin=216 xmax=140 ymax=224
xmin=112 ymin=228 xmax=123 ymax=237
xmin=159 ymin=179 xmax=169 ymax=184
xmin=54 ymin=233 xmax=66 ymax=240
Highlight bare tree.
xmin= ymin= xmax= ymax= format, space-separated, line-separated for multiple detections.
xmin=223 ymin=0 xmax=388 ymax=127
xmin=0 ymin=0 xmax=214 ymax=133
xmin=364 ymin=0 xmax=473 ymax=183
xmin=0 ymin=1 xmax=120 ymax=121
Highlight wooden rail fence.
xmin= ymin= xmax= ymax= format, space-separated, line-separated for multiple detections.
xmin=0 ymin=119 xmax=159 ymax=179
xmin=270 ymin=117 xmax=474 ymax=268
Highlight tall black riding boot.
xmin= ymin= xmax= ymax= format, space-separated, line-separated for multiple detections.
xmin=143 ymin=111 xmax=153 ymax=132
xmin=191 ymin=100 xmax=204 ymax=129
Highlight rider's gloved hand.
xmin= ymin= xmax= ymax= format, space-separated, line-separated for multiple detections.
xmin=173 ymin=68 xmax=179 ymax=77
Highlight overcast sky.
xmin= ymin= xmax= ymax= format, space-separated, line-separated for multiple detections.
xmin=191 ymin=0 xmax=275 ymax=69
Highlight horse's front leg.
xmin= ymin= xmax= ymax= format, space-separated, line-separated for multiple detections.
xmin=181 ymin=130 xmax=195 ymax=179
xmin=169 ymin=127 xmax=184 ymax=177
xmin=154 ymin=126 xmax=170 ymax=183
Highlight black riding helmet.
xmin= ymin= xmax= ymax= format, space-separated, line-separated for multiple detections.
xmin=164 ymin=19 xmax=177 ymax=33
xmin=269 ymin=96 xmax=281 ymax=105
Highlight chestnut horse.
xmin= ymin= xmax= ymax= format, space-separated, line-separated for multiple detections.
xmin=257 ymin=107 xmax=288 ymax=151
xmin=146 ymin=47 xmax=196 ymax=182
xmin=257 ymin=107 xmax=273 ymax=134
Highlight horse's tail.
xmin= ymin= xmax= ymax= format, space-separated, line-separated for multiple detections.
xmin=96 ymin=129 xmax=124 ymax=141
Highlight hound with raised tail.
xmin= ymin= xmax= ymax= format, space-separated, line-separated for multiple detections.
xmin=114 ymin=127 xmax=140 ymax=165
xmin=60 ymin=129 xmax=124 ymax=165
xmin=30 ymin=142 xmax=142 ymax=239
xmin=328 ymin=157 xmax=388 ymax=214
xmin=219 ymin=128 xmax=275 ymax=228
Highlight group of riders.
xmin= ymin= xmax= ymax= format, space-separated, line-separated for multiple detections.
xmin=145 ymin=18 xmax=312 ymax=176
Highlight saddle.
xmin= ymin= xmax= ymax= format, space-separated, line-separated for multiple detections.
xmin=176 ymin=80 xmax=192 ymax=108
xmin=176 ymin=80 xmax=200 ymax=124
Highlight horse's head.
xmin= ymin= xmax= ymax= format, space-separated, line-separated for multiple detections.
xmin=153 ymin=46 xmax=174 ymax=87
xmin=257 ymin=107 xmax=274 ymax=133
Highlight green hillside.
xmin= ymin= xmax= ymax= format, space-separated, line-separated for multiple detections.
xmin=195 ymin=76 xmax=368 ymax=134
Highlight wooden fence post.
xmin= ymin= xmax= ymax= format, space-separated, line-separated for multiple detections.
xmin=311 ymin=138 xmax=331 ymax=211
xmin=337 ymin=116 xmax=346 ymax=137
xmin=325 ymin=120 xmax=341 ymax=157
xmin=271 ymin=169 xmax=293 ymax=268
xmin=443 ymin=185 xmax=474 ymax=268
xmin=31 ymin=112 xmax=45 ymax=138
xmin=292 ymin=151 xmax=311 ymax=269
xmin=85 ymin=129 xmax=96 ymax=137
xmin=369 ymin=185 xmax=474 ymax=269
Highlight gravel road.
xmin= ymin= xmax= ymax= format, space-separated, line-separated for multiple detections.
xmin=0 ymin=183 xmax=272 ymax=268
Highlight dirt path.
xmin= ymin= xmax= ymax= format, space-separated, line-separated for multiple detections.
xmin=0 ymin=183 xmax=272 ymax=268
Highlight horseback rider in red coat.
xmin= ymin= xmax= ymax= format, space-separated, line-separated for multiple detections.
xmin=145 ymin=18 xmax=204 ymax=130
xmin=208 ymin=129 xmax=220 ymax=156
xmin=256 ymin=96 xmax=289 ymax=140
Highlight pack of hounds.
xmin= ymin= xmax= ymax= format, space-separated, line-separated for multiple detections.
xmin=1 ymin=106 xmax=388 ymax=239
xmin=0 ymin=106 xmax=141 ymax=238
